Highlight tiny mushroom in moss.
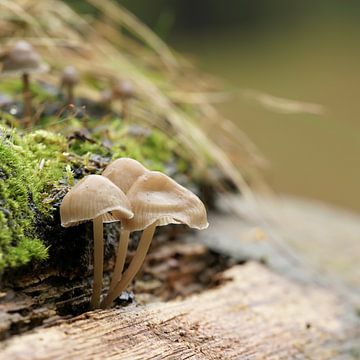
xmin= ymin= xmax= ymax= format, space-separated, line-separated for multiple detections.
xmin=101 ymin=170 xmax=208 ymax=308
xmin=0 ymin=40 xmax=48 ymax=127
xmin=60 ymin=174 xmax=133 ymax=309
xmin=112 ymin=79 xmax=134 ymax=120
xmin=60 ymin=65 xmax=79 ymax=105
xmin=102 ymin=158 xmax=149 ymax=293
xmin=99 ymin=89 xmax=113 ymax=109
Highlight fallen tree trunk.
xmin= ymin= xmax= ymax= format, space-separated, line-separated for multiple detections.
xmin=1 ymin=262 xmax=359 ymax=359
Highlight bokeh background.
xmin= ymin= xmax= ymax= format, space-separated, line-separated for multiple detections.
xmin=70 ymin=0 xmax=360 ymax=212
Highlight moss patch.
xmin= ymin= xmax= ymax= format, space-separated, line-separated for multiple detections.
xmin=0 ymin=127 xmax=73 ymax=269
xmin=0 ymin=114 xmax=189 ymax=272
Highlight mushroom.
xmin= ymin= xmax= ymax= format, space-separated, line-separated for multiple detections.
xmin=103 ymin=157 xmax=149 ymax=194
xmin=112 ymin=79 xmax=134 ymax=120
xmin=101 ymin=171 xmax=208 ymax=308
xmin=99 ymin=89 xmax=113 ymax=109
xmin=60 ymin=174 xmax=133 ymax=309
xmin=60 ymin=66 xmax=79 ymax=105
xmin=0 ymin=41 xmax=48 ymax=127
xmin=102 ymin=158 xmax=148 ymax=293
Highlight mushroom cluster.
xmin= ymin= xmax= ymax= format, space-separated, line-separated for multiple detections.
xmin=0 ymin=39 xmax=136 ymax=127
xmin=60 ymin=174 xmax=133 ymax=309
xmin=60 ymin=158 xmax=208 ymax=309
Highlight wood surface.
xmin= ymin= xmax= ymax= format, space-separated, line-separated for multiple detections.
xmin=1 ymin=262 xmax=359 ymax=360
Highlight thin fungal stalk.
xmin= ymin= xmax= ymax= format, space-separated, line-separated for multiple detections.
xmin=67 ymin=83 xmax=74 ymax=105
xmin=90 ymin=216 xmax=104 ymax=309
xmin=101 ymin=222 xmax=157 ymax=308
xmin=22 ymin=73 xmax=31 ymax=127
xmin=121 ymin=99 xmax=129 ymax=120
xmin=108 ymin=229 xmax=130 ymax=293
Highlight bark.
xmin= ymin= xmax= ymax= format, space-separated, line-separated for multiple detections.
xmin=1 ymin=263 xmax=359 ymax=360
xmin=0 ymin=239 xmax=229 ymax=340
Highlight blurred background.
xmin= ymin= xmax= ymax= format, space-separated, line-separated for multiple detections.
xmin=70 ymin=0 xmax=360 ymax=213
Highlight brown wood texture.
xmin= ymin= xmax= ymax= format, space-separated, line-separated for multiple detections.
xmin=1 ymin=262 xmax=359 ymax=360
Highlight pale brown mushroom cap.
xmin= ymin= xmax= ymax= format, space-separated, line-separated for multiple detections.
xmin=61 ymin=66 xmax=79 ymax=86
xmin=1 ymin=41 xmax=48 ymax=75
xmin=102 ymin=158 xmax=148 ymax=194
xmin=60 ymin=174 xmax=133 ymax=228
xmin=112 ymin=79 xmax=134 ymax=100
xmin=122 ymin=171 xmax=209 ymax=232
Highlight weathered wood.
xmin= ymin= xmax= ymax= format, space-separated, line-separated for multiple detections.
xmin=194 ymin=195 xmax=360 ymax=300
xmin=1 ymin=263 xmax=359 ymax=359
xmin=0 ymin=240 xmax=230 ymax=339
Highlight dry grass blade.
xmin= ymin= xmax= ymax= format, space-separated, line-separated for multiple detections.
xmin=86 ymin=0 xmax=178 ymax=71
xmin=0 ymin=0 xmax=267 ymax=197
xmin=243 ymin=89 xmax=325 ymax=115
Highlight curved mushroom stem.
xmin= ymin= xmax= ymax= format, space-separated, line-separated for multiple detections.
xmin=108 ymin=229 xmax=130 ymax=293
xmin=101 ymin=222 xmax=157 ymax=309
xmin=90 ymin=216 xmax=104 ymax=309
xmin=22 ymin=73 xmax=31 ymax=128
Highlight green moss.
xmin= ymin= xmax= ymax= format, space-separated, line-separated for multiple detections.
xmin=111 ymin=126 xmax=178 ymax=172
xmin=0 ymin=78 xmax=56 ymax=102
xmin=14 ymin=130 xmax=68 ymax=214
xmin=0 ymin=137 xmax=46 ymax=269
xmin=0 ymin=125 xmax=76 ymax=269
xmin=70 ymin=139 xmax=111 ymax=157
xmin=0 ymin=115 xmax=189 ymax=272
xmin=0 ymin=78 xmax=24 ymax=95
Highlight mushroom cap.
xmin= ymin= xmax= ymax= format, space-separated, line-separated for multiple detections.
xmin=60 ymin=174 xmax=133 ymax=228
xmin=1 ymin=41 xmax=48 ymax=75
xmin=112 ymin=79 xmax=134 ymax=99
xmin=122 ymin=171 xmax=209 ymax=232
xmin=102 ymin=158 xmax=148 ymax=194
xmin=61 ymin=65 xmax=79 ymax=86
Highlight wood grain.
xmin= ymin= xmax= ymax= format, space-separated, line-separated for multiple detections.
xmin=1 ymin=262 xmax=359 ymax=360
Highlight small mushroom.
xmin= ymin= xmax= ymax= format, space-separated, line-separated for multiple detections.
xmin=102 ymin=158 xmax=148 ymax=293
xmin=99 ymin=89 xmax=113 ymax=109
xmin=60 ymin=66 xmax=79 ymax=105
xmin=60 ymin=174 xmax=133 ymax=309
xmin=0 ymin=41 xmax=48 ymax=127
xmin=112 ymin=79 xmax=134 ymax=120
xmin=101 ymin=171 xmax=208 ymax=308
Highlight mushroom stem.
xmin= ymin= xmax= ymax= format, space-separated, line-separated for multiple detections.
xmin=22 ymin=73 xmax=31 ymax=127
xmin=121 ymin=99 xmax=130 ymax=120
xmin=90 ymin=216 xmax=104 ymax=309
xmin=67 ymin=83 xmax=74 ymax=105
xmin=108 ymin=229 xmax=130 ymax=293
xmin=101 ymin=222 xmax=157 ymax=308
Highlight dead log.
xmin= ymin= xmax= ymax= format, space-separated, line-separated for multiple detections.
xmin=1 ymin=263 xmax=359 ymax=359
xmin=0 ymin=240 xmax=232 ymax=339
